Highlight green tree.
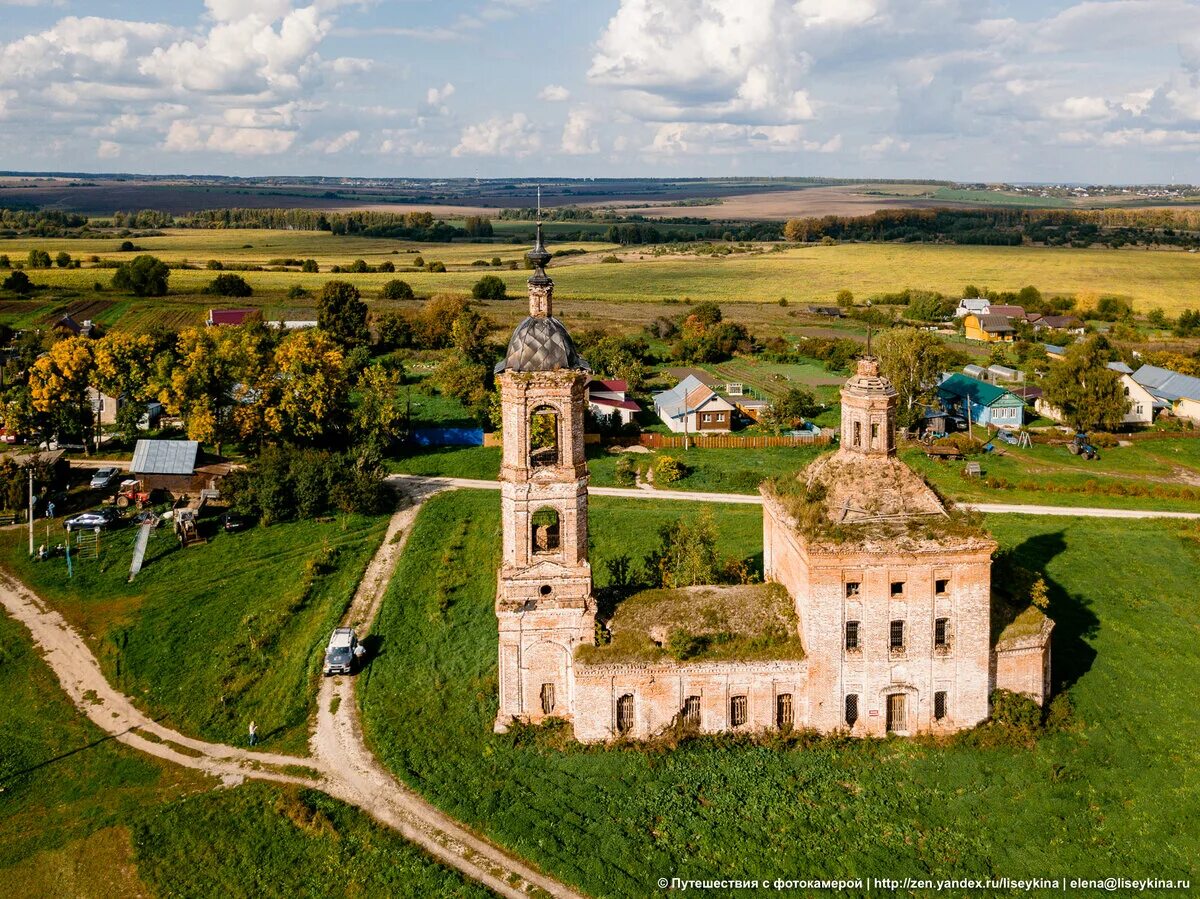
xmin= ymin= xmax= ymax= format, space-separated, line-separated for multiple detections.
xmin=875 ymin=327 xmax=953 ymax=430
xmin=962 ymin=284 xmax=981 ymax=299
xmin=835 ymin=288 xmax=854 ymax=308
xmin=54 ymin=251 xmax=72 ymax=268
xmin=317 ymin=280 xmax=369 ymax=348
xmin=761 ymin=387 xmax=820 ymax=433
xmin=451 ymin=308 xmax=493 ymax=364
xmin=471 ymin=275 xmax=507 ymax=300
xmin=374 ymin=312 xmax=412 ymax=349
xmin=645 ymin=511 xmax=723 ymax=588
xmin=301 ymin=259 xmax=319 ymax=273
xmin=380 ymin=279 xmax=414 ymax=300
xmin=353 ymin=365 xmax=406 ymax=449
xmin=26 ymin=249 xmax=51 ymax=269
xmin=205 ymin=273 xmax=253 ymax=297
xmin=1042 ymin=336 xmax=1130 ymax=431
xmin=112 ymin=254 xmax=169 ymax=296
xmin=2 ymin=271 xmax=32 ymax=294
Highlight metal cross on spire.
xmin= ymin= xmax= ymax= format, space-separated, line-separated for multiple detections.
xmin=537 ymin=185 xmax=541 ymax=222
xmin=866 ymin=322 xmax=873 ymax=356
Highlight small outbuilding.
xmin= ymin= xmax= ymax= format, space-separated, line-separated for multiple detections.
xmin=130 ymin=439 xmax=200 ymax=495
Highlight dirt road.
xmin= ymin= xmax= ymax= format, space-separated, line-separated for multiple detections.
xmin=0 ymin=483 xmax=582 ymax=899
xmin=389 ymin=474 xmax=1200 ymax=519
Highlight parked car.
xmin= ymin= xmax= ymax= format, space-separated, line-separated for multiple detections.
xmin=64 ymin=508 xmax=119 ymax=531
xmin=221 ymin=512 xmax=249 ymax=532
xmin=0 ymin=428 xmax=26 ymax=445
xmin=323 ymin=627 xmax=359 ymax=676
xmin=89 ymin=467 xmax=119 ymax=490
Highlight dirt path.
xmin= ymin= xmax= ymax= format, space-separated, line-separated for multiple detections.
xmin=389 ymin=474 xmax=1200 ymax=519
xmin=0 ymin=484 xmax=583 ymax=899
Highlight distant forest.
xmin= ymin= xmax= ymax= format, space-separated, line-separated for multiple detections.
xmin=2 ymin=203 xmax=1200 ymax=249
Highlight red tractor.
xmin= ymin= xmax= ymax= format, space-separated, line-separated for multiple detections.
xmin=114 ymin=479 xmax=153 ymax=509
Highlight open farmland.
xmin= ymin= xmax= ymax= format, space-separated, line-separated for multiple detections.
xmin=7 ymin=233 xmax=1200 ymax=321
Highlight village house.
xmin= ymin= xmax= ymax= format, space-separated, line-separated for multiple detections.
xmin=1035 ymin=361 xmax=1155 ymax=427
xmin=937 ymin=373 xmax=1027 ymax=428
xmin=87 ymin=387 xmax=163 ymax=430
xmin=493 ymin=229 xmax=1052 ymax=743
xmin=954 ymin=298 xmax=990 ymax=318
xmin=586 ymin=379 xmax=640 ymax=426
xmin=1032 ymin=314 xmax=1085 ymax=334
xmin=206 ymin=308 xmax=261 ymax=327
xmin=652 ymin=375 xmax=737 ymax=433
xmin=1131 ymin=364 xmax=1200 ymax=423
xmin=962 ymin=313 xmax=1016 ymax=342
xmin=54 ymin=314 xmax=99 ymax=339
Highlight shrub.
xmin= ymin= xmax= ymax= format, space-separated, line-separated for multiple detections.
xmin=426 ymin=261 xmax=446 ymax=273
xmin=653 ymin=454 xmax=686 ymax=484
xmin=301 ymin=259 xmax=319 ymax=273
xmin=205 ymin=273 xmax=253 ymax=297
xmin=472 ymin=275 xmax=507 ymax=300
xmin=600 ymin=255 xmax=622 ymax=263
xmin=614 ymin=455 xmax=638 ymax=487
xmin=378 ymin=260 xmax=395 ymax=273
xmin=206 ymin=259 xmax=224 ymax=270
xmin=380 ymin=279 xmax=414 ymax=300
xmin=286 ymin=284 xmax=309 ymax=299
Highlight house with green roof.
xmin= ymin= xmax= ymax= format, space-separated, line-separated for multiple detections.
xmin=937 ymin=373 xmax=1027 ymax=428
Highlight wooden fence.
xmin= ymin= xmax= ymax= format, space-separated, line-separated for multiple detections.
xmin=635 ymin=432 xmax=833 ymax=450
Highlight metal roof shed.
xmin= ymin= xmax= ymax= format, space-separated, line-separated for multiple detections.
xmin=131 ymin=439 xmax=199 ymax=476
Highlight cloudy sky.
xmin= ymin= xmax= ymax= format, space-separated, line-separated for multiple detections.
xmin=2 ymin=0 xmax=1200 ymax=182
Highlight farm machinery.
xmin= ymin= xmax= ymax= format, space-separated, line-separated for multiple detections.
xmin=1067 ymin=432 xmax=1100 ymax=461
xmin=113 ymin=479 xmax=153 ymax=509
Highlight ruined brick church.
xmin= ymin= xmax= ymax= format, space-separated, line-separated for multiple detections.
xmin=494 ymin=231 xmax=1052 ymax=742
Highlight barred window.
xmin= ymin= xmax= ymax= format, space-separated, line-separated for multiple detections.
xmin=934 ymin=691 xmax=948 ymax=721
xmin=776 ymin=694 xmax=793 ymax=730
xmin=845 ymin=620 xmax=860 ymax=650
xmin=934 ymin=617 xmax=949 ymax=648
xmin=845 ymin=694 xmax=859 ymax=727
xmin=730 ymin=695 xmax=748 ymax=727
xmin=616 ymin=694 xmax=634 ymax=734
xmin=890 ymin=620 xmax=905 ymax=651
xmin=682 ymin=695 xmax=701 ymax=729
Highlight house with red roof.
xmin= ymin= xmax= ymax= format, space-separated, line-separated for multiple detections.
xmin=586 ymin=378 xmax=641 ymax=426
xmin=206 ymin=308 xmax=261 ymax=327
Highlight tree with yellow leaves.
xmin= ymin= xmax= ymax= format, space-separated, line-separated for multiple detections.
xmin=92 ymin=331 xmax=158 ymax=441
xmin=28 ymin=336 xmax=95 ymax=447
xmin=272 ymin=329 xmax=348 ymax=442
xmin=352 ymin=364 xmax=406 ymax=450
xmin=159 ymin=328 xmax=238 ymax=452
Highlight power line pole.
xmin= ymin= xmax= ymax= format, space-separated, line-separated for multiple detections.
xmin=28 ymin=466 xmax=34 ymax=556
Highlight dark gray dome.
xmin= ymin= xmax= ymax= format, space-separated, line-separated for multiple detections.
xmin=495 ymin=316 xmax=591 ymax=374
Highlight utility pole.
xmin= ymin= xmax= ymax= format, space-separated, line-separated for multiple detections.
xmin=27 ymin=466 xmax=34 ymax=556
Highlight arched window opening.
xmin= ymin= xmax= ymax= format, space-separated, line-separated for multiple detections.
xmin=530 ymin=407 xmax=561 ymax=468
xmin=616 ymin=694 xmax=634 ymax=734
xmin=531 ymin=508 xmax=560 ymax=554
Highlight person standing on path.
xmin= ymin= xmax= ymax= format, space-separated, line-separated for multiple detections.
xmin=248 ymin=720 xmax=258 ymax=747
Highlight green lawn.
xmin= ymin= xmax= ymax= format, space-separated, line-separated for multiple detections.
xmin=359 ymin=489 xmax=1200 ymax=897
xmin=0 ymin=512 xmax=389 ymax=753
xmin=905 ymin=436 xmax=1200 ymax=514
xmin=0 ymin=601 xmax=488 ymax=897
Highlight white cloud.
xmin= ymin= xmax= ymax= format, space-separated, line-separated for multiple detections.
xmin=561 ymin=108 xmax=599 ymax=154
xmin=163 ymin=120 xmax=296 ymax=155
xmin=97 ymin=139 xmax=121 ymax=158
xmin=795 ymin=0 xmax=879 ymax=28
xmin=1046 ymin=96 xmax=1112 ymax=121
xmin=646 ymin=122 xmax=810 ymax=155
xmin=539 ymin=84 xmax=570 ymax=102
xmin=863 ymin=135 xmax=912 ymax=156
xmin=452 ymin=113 xmax=541 ymax=158
xmin=315 ymin=129 xmax=360 ymax=154
xmin=426 ymin=82 xmax=455 ymax=105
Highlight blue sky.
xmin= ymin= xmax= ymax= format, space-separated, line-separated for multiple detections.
xmin=1 ymin=0 xmax=1199 ymax=182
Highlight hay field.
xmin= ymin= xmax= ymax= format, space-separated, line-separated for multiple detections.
xmin=9 ymin=233 xmax=1200 ymax=318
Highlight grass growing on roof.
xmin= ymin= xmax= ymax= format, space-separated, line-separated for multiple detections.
xmin=360 ymin=489 xmax=1200 ymax=897
xmin=0 ymin=512 xmax=389 ymax=753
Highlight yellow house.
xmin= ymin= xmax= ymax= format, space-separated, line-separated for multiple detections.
xmin=963 ymin=313 xmax=1016 ymax=342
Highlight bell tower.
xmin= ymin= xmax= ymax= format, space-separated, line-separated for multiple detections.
xmin=493 ymin=224 xmax=595 ymax=732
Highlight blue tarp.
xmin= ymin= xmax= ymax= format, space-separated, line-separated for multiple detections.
xmin=410 ymin=427 xmax=484 ymax=447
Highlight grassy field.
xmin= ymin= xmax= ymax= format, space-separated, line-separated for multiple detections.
xmin=0 ymin=602 xmax=489 ymax=897
xmin=359 ymin=489 xmax=1200 ymax=897
xmin=7 ymin=233 xmax=1200 ymax=320
xmin=905 ymin=435 xmax=1200 ymax=514
xmin=0 ymin=512 xmax=389 ymax=753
